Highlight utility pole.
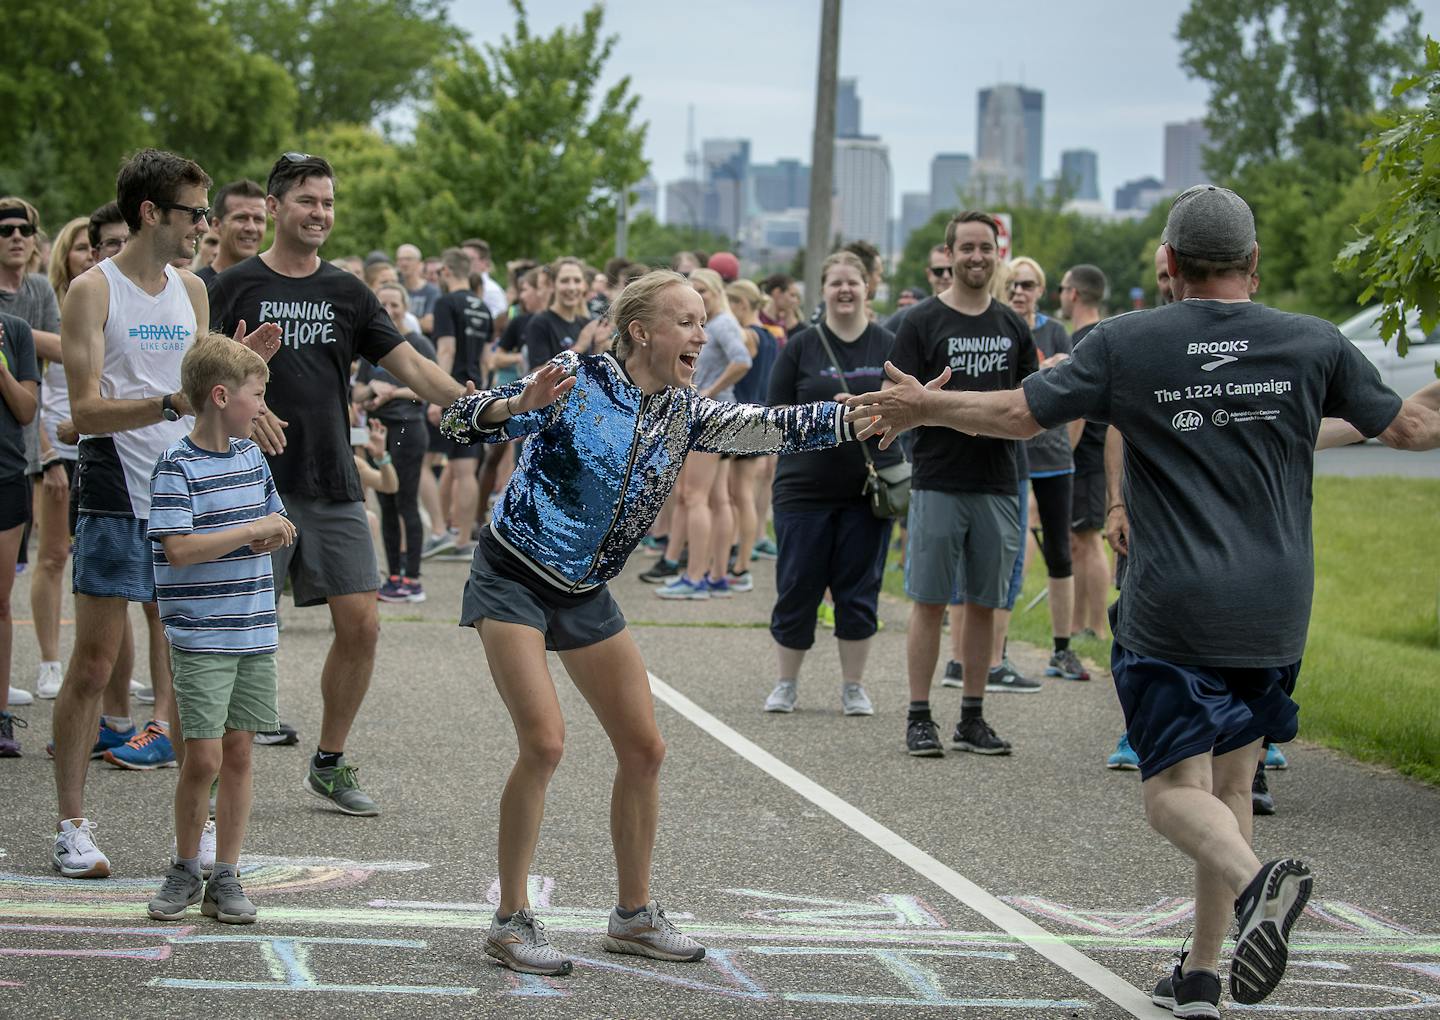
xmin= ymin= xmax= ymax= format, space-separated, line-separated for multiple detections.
xmin=804 ymin=0 xmax=840 ymax=318
xmin=615 ymin=190 xmax=628 ymax=259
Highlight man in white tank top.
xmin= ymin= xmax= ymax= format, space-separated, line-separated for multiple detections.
xmin=51 ymin=149 xmax=279 ymax=879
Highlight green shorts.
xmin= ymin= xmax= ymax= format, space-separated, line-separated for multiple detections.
xmin=172 ymin=649 xmax=279 ymax=740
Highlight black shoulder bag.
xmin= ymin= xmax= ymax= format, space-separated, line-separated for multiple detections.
xmin=813 ymin=323 xmax=912 ymax=520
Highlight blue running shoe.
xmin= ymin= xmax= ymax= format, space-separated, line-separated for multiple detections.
xmin=1107 ymin=733 xmax=1140 ymax=771
xmin=705 ymin=574 xmax=733 ymax=598
xmin=1264 ymin=744 xmax=1288 ymax=770
xmin=47 ymin=721 xmax=137 ymax=760
xmin=656 ymin=575 xmax=710 ymax=600
xmin=103 ymin=723 xmax=177 ymax=770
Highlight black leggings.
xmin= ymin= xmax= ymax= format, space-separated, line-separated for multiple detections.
xmin=1029 ymin=473 xmax=1074 ymax=579
xmin=377 ymin=418 xmax=428 ymax=579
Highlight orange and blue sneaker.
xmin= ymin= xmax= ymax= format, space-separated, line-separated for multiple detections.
xmin=103 ymin=722 xmax=176 ymax=770
xmin=47 ymin=720 xmax=137 ymax=760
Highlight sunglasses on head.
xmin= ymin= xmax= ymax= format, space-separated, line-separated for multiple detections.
xmin=0 ymin=222 xmax=37 ymax=239
xmin=153 ymin=202 xmax=211 ymax=225
xmin=282 ymin=151 xmax=315 ymax=163
xmin=928 ymin=265 xmax=953 ymax=277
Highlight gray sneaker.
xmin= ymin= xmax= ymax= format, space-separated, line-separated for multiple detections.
xmin=420 ymin=531 xmax=457 ymax=559
xmin=202 ymin=870 xmax=256 ymax=924
xmin=841 ymin=683 xmax=874 ymax=716
xmin=985 ymin=659 xmax=1043 ymax=693
xmin=940 ymin=659 xmax=964 ymax=689
xmin=1046 ymin=648 xmax=1091 ymax=681
xmin=147 ymin=862 xmax=203 ymax=920
xmin=602 ymin=900 xmax=705 ymax=962
xmin=304 ymin=758 xmax=380 ymax=816
xmin=763 ymin=681 xmax=797 ymax=713
xmin=485 ymin=908 xmax=573 ymax=976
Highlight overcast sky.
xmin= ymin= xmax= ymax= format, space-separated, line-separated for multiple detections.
xmin=449 ymin=0 xmax=1440 ymax=214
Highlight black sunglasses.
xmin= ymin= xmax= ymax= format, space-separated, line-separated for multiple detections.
xmin=928 ymin=265 xmax=953 ymax=277
xmin=0 ymin=222 xmax=37 ymax=238
xmin=154 ymin=202 xmax=211 ymax=225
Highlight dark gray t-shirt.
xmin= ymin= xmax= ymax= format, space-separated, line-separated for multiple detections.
xmin=1024 ymin=316 xmax=1074 ymax=476
xmin=1023 ymin=299 xmax=1401 ymax=668
xmin=0 ymin=273 xmax=61 ymax=474
xmin=0 ymin=312 xmax=41 ymax=478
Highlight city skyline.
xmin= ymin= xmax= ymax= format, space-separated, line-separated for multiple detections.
xmin=449 ymin=0 xmax=1440 ymax=227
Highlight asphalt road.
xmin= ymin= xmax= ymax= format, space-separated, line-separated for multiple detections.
xmin=1314 ymin=440 xmax=1440 ymax=477
xmin=3 ymin=548 xmax=1439 ymax=1019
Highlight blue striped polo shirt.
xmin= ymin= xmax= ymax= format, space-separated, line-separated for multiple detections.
xmin=148 ymin=436 xmax=285 ymax=655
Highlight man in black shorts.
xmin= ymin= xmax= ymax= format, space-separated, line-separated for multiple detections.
xmin=209 ymin=153 xmax=471 ymax=817
xmin=845 ymin=184 xmax=1440 ymax=1014
xmin=431 ymin=247 xmax=494 ymax=561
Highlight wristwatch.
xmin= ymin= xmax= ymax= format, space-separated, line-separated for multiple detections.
xmin=161 ymin=393 xmax=180 ymax=422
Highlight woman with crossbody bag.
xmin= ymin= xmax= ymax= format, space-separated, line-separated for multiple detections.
xmin=761 ymin=251 xmax=904 ymax=717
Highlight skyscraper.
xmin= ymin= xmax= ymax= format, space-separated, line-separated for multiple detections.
xmin=1165 ymin=119 xmax=1211 ymax=191
xmin=629 ymin=176 xmax=658 ymax=220
xmin=1059 ymin=149 xmax=1100 ymax=202
xmin=976 ymin=84 xmax=1044 ymax=197
xmin=1114 ymin=175 xmax=1167 ymax=213
xmin=664 ymin=179 xmax=704 ymax=230
xmin=834 ymin=137 xmax=892 ymax=255
xmin=929 ymin=153 xmax=972 ymax=213
xmin=836 ymin=78 xmax=861 ymax=138
xmin=899 ymin=192 xmax=934 ymax=250
xmin=702 ymin=138 xmax=751 ymax=238
xmin=751 ymin=160 xmax=810 ymax=213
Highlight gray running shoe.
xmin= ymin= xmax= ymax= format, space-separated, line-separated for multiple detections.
xmin=940 ymin=659 xmax=964 ymax=689
xmin=602 ymin=900 xmax=706 ymax=962
xmin=485 ymin=908 xmax=573 ymax=976
xmin=763 ymin=681 xmax=797 ymax=713
xmin=420 ymin=531 xmax=457 ymax=559
xmin=841 ymin=683 xmax=874 ymax=716
xmin=202 ymin=870 xmax=257 ymax=924
xmin=985 ymin=659 xmax=1042 ymax=693
xmin=304 ymin=758 xmax=380 ymax=816
xmin=148 ymin=862 xmax=203 ymax=920
xmin=1046 ymin=648 xmax=1091 ymax=681
xmin=134 ymin=686 xmax=156 ymax=705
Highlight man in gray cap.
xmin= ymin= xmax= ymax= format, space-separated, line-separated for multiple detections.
xmin=841 ymin=183 xmax=1440 ymax=1015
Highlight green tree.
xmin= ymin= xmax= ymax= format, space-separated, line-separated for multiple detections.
xmin=623 ymin=214 xmax=730 ymax=269
xmin=2 ymin=0 xmax=295 ymax=225
xmin=219 ymin=0 xmax=454 ymax=130
xmin=1177 ymin=0 xmax=1423 ymax=179
xmin=406 ymin=2 xmax=647 ymax=265
xmin=1338 ymin=37 xmax=1440 ymax=358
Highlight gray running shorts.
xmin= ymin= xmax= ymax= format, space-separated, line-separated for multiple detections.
xmin=269 ymin=495 xmax=380 ymax=607
xmin=904 ymin=488 xmax=1021 ymax=608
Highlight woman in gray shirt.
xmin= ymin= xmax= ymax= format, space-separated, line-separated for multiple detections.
xmin=654 ymin=267 xmax=753 ymax=599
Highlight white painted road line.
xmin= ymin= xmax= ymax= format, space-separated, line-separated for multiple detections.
xmin=648 ymin=672 xmax=1156 ymax=1019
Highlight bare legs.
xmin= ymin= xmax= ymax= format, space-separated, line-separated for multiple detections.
xmin=482 ymin=621 xmax=665 ymax=915
xmin=1070 ymin=528 xmax=1109 ymax=635
xmin=53 ymin=595 xmax=130 ymax=824
xmin=317 ymin=592 xmax=380 ymax=752
xmin=1142 ymin=742 xmax=1263 ymax=974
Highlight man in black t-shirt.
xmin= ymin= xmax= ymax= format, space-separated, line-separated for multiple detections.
xmin=429 ymin=247 xmax=494 ymax=561
xmin=209 ymin=153 xmax=470 ymax=818
xmin=889 ymin=211 xmax=1038 ymax=760
xmin=195 ymin=179 xmax=265 ymax=285
xmin=844 ymin=185 xmax=1440 ymax=1013
xmin=1058 ymin=263 xmax=1109 ymax=641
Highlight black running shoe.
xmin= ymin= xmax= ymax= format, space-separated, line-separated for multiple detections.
xmin=638 ymin=559 xmax=680 ymax=584
xmin=1152 ymin=952 xmax=1221 ymax=1019
xmin=905 ymin=718 xmax=944 ymax=757
xmin=1251 ymin=762 xmax=1275 ymax=816
xmin=254 ymin=722 xmax=299 ymax=746
xmin=950 ymin=716 xmax=1013 ymax=755
xmin=1230 ymin=858 xmax=1313 ymax=1005
xmin=940 ymin=659 xmax=963 ymax=689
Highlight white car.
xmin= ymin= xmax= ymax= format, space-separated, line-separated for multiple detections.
xmin=1337 ymin=305 xmax=1439 ymax=398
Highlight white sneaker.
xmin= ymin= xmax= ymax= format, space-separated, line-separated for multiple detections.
xmin=602 ymin=900 xmax=706 ymax=962
xmin=52 ymin=818 xmax=111 ymax=878
xmin=175 ymin=820 xmax=218 ymax=877
xmin=8 ymin=686 xmax=34 ymax=706
xmin=129 ymin=678 xmax=144 ymax=694
xmin=764 ymin=681 xmax=798 ymax=713
xmin=36 ymin=662 xmax=63 ymax=699
xmin=841 ymin=683 xmax=875 ymax=716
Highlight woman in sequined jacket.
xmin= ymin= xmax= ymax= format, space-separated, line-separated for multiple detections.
xmin=436 ymin=270 xmax=857 ymax=975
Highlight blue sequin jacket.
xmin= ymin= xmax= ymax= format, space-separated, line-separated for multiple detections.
xmin=440 ymin=350 xmax=855 ymax=595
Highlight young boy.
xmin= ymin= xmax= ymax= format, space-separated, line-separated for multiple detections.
xmin=145 ymin=334 xmax=295 ymax=923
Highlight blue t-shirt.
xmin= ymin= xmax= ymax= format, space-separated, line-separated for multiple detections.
xmin=148 ymin=436 xmax=285 ymax=655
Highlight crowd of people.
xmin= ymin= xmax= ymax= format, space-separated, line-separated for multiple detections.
xmin=1 ymin=146 xmax=1437 ymax=1016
